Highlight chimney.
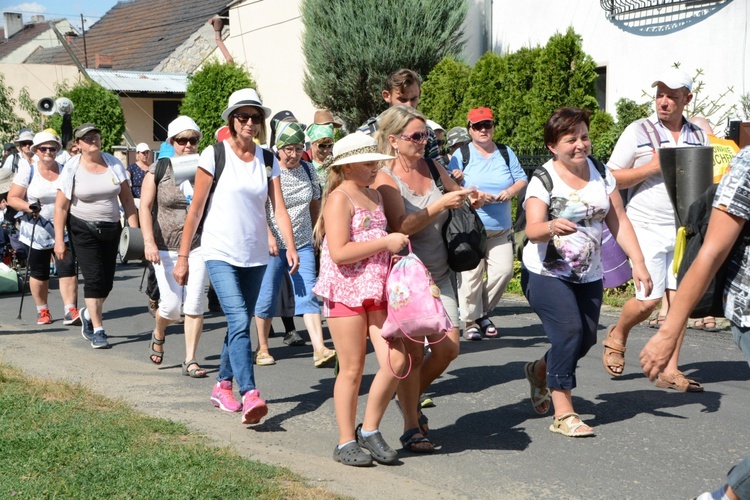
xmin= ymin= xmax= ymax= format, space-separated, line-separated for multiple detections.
xmin=95 ymin=54 xmax=113 ymax=69
xmin=30 ymin=15 xmax=45 ymax=23
xmin=3 ymin=12 xmax=24 ymax=39
xmin=64 ymin=31 xmax=78 ymax=44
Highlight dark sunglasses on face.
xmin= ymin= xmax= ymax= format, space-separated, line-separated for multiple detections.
xmin=233 ymin=112 xmax=264 ymax=125
xmin=37 ymin=146 xmax=58 ymax=153
xmin=399 ymin=131 xmax=429 ymax=143
xmin=18 ymin=141 xmax=32 ymax=147
xmin=470 ymin=120 xmax=494 ymax=131
xmin=174 ymin=137 xmax=198 ymax=146
xmin=317 ymin=143 xmax=334 ymax=150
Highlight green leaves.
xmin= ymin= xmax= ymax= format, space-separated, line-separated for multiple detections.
xmin=180 ymin=60 xmax=259 ymax=151
xmin=301 ymin=0 xmax=469 ymax=130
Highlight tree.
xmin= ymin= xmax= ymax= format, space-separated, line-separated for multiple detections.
xmin=301 ymin=0 xmax=468 ymax=130
xmin=0 ymin=73 xmax=31 ymax=144
xmin=520 ymin=28 xmax=598 ymax=146
xmin=419 ymin=57 xmax=471 ymax=131
xmin=590 ymin=98 xmax=650 ymax=163
xmin=180 ymin=59 xmax=259 ymax=151
xmin=48 ymin=80 xmax=125 ymax=153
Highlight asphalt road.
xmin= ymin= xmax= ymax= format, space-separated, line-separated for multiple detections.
xmin=1 ymin=262 xmax=749 ymax=499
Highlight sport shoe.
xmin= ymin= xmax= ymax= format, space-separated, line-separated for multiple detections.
xmin=211 ymin=381 xmax=242 ymax=412
xmin=63 ymin=307 xmax=82 ymax=326
xmin=255 ymin=349 xmax=276 ymax=366
xmin=283 ymin=330 xmax=306 ymax=346
xmin=314 ymin=347 xmax=337 ymax=368
xmin=91 ymin=330 xmax=111 ymax=349
xmin=37 ymin=308 xmax=52 ymax=325
xmin=80 ymin=307 xmax=94 ymax=341
xmin=356 ymin=423 xmax=398 ymax=464
xmin=241 ymin=389 xmax=268 ymax=425
xmin=148 ymin=298 xmax=158 ymax=318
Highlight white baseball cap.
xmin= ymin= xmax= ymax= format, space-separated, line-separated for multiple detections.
xmin=135 ymin=142 xmax=150 ymax=153
xmin=652 ymin=68 xmax=693 ymax=92
xmin=426 ymin=119 xmax=444 ymax=133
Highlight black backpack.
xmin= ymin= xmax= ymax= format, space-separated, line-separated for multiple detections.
xmin=426 ymin=160 xmax=487 ymax=272
xmin=458 ymin=142 xmax=510 ymax=171
xmin=676 ymin=183 xmax=750 ymax=318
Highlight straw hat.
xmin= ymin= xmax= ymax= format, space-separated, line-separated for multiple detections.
xmin=329 ymin=132 xmax=394 ymax=167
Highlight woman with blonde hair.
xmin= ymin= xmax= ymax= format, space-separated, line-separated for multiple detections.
xmin=372 ymin=104 xmax=477 ymax=452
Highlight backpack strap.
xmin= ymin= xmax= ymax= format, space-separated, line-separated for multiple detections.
xmin=153 ymin=157 xmax=171 ymax=186
xmin=300 ymin=160 xmax=313 ymax=183
xmin=426 ymin=159 xmax=446 ymax=194
xmin=261 ymin=147 xmax=274 ymax=179
xmin=531 ymin=167 xmax=554 ymax=193
xmin=196 ymin=143 xmax=227 ymax=237
xmin=639 ymin=118 xmax=662 ymax=150
xmin=460 ymin=144 xmax=470 ymax=171
xmin=589 ymin=156 xmax=608 ymax=178
xmin=496 ymin=143 xmax=510 ymax=166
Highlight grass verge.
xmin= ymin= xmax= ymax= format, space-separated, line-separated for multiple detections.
xmin=0 ymin=364 xmax=339 ymax=499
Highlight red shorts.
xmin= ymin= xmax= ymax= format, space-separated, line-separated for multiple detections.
xmin=323 ymin=299 xmax=386 ymax=318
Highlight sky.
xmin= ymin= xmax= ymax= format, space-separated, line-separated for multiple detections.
xmin=1 ymin=0 xmax=119 ymax=32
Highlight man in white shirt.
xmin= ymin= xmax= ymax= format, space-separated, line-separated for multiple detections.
xmin=602 ymin=68 xmax=709 ymax=392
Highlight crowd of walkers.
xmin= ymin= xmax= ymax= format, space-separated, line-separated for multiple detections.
xmin=2 ymin=66 xmax=749 ymax=494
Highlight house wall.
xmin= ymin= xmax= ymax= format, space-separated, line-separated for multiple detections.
xmin=224 ymin=0 xmax=488 ymax=128
xmin=0 ymin=63 xmax=81 ymax=124
xmin=155 ymin=22 xmax=219 ymax=74
xmin=490 ymin=1 xmax=749 ymax=131
xmin=0 ymin=20 xmax=75 ymax=64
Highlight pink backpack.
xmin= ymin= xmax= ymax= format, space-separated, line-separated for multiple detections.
xmin=381 ymin=243 xmax=453 ymax=377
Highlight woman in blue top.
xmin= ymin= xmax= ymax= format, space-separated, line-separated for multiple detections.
xmin=448 ymin=107 xmax=528 ymax=340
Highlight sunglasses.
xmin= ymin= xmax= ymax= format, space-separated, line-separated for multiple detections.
xmin=317 ymin=143 xmax=334 ymax=150
xmin=470 ymin=120 xmax=494 ymax=131
xmin=80 ymin=134 xmax=101 ymax=143
xmin=174 ymin=137 xmax=198 ymax=146
xmin=233 ymin=112 xmax=264 ymax=125
xmin=37 ymin=146 xmax=59 ymax=153
xmin=18 ymin=142 xmax=32 ymax=147
xmin=398 ymin=131 xmax=429 ymax=143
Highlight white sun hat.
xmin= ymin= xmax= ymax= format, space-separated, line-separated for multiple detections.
xmin=166 ymin=116 xmax=202 ymax=143
xmin=30 ymin=131 xmax=62 ymax=153
xmin=221 ymin=88 xmax=272 ymax=122
xmin=330 ymin=131 xmax=395 ymax=167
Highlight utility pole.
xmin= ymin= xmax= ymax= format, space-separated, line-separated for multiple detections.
xmin=80 ymin=15 xmax=88 ymax=68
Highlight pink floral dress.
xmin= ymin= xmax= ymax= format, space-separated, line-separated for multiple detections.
xmin=313 ymin=191 xmax=390 ymax=308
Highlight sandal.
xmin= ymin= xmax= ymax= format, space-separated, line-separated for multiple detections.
xmin=524 ymin=361 xmax=551 ymax=415
xmin=648 ymin=314 xmax=667 ymax=329
xmin=602 ymin=325 xmax=626 ymax=377
xmin=549 ymin=413 xmax=595 ymax=437
xmin=690 ymin=318 xmax=720 ymax=332
xmin=399 ymin=428 xmax=435 ymax=453
xmin=356 ymin=424 xmax=398 ymax=464
xmin=333 ymin=441 xmax=373 ymax=467
xmin=654 ymin=372 xmax=704 ymax=392
xmin=182 ymin=359 xmax=207 ymax=378
xmin=463 ymin=325 xmax=482 ymax=341
xmin=393 ymin=398 xmax=429 ymax=435
xmin=477 ymin=316 xmax=498 ymax=338
xmin=149 ymin=331 xmax=165 ymax=365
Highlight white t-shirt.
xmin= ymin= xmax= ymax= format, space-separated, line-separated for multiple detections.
xmin=12 ymin=161 xmax=64 ymax=249
xmin=2 ymin=154 xmax=30 ymax=173
xmin=198 ymin=142 xmax=281 ymax=267
xmin=522 ymin=158 xmax=616 ymax=283
xmin=607 ymin=113 xmax=709 ymax=226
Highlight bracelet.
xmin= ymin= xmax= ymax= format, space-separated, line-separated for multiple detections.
xmin=177 ymin=254 xmax=189 ymax=259
xmin=548 ymin=220 xmax=556 ymax=237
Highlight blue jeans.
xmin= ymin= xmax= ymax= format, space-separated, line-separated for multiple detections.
xmin=728 ymin=454 xmax=750 ymax=497
xmin=205 ymin=260 xmax=266 ymax=396
xmin=521 ymin=268 xmax=602 ymax=390
xmin=255 ymin=244 xmax=320 ymax=317
xmin=731 ymin=324 xmax=750 ymax=368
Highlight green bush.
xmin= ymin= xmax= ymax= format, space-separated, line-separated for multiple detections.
xmin=419 ymin=57 xmax=472 ymax=130
xmin=301 ymin=0 xmax=468 ymax=130
xmin=48 ymin=80 xmax=125 ymax=153
xmin=0 ymin=74 xmax=32 ymax=143
xmin=180 ymin=60 xmax=259 ymax=151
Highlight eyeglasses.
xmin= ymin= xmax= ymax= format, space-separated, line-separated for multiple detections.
xmin=470 ymin=120 xmax=494 ymax=131
xmin=317 ymin=143 xmax=334 ymax=150
xmin=398 ymin=131 xmax=429 ymax=144
xmin=281 ymin=145 xmax=304 ymax=156
xmin=80 ymin=134 xmax=101 ymax=143
xmin=173 ymin=137 xmax=198 ymax=146
xmin=233 ymin=112 xmax=264 ymax=125
xmin=37 ymin=146 xmax=58 ymax=153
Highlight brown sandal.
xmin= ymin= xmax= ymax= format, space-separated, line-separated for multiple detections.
xmin=654 ymin=372 xmax=704 ymax=392
xmin=602 ymin=325 xmax=626 ymax=377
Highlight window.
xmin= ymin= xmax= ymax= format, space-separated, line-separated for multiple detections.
xmin=595 ymin=66 xmax=607 ymax=110
xmin=152 ymin=100 xmax=180 ymax=142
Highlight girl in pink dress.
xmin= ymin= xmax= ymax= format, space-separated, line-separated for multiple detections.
xmin=314 ymin=132 xmax=409 ymax=467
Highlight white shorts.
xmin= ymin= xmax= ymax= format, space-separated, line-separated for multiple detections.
xmin=632 ymin=221 xmax=676 ymax=301
xmin=152 ymin=248 xmax=206 ymax=320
